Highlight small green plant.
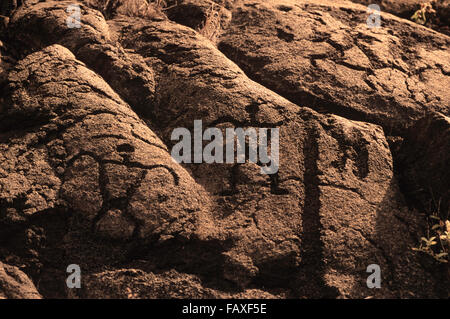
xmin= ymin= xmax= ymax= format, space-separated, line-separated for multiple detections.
xmin=413 ymin=214 xmax=449 ymax=263
xmin=411 ymin=2 xmax=436 ymax=25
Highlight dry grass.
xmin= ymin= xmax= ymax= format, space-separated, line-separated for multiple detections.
xmin=198 ymin=4 xmax=223 ymax=42
xmin=84 ymin=0 xmax=224 ymax=42
xmin=84 ymin=0 xmax=168 ymax=19
xmin=118 ymin=0 xmax=166 ymax=18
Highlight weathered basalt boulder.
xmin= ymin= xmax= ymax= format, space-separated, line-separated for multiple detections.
xmin=110 ymin=16 xmax=441 ymax=297
xmin=0 ymin=262 xmax=42 ymax=299
xmin=0 ymin=0 xmax=447 ymax=299
xmin=165 ymin=0 xmax=232 ymax=40
xmin=81 ymin=268 xmax=280 ymax=298
xmin=0 ymin=44 xmax=219 ymax=294
xmin=7 ymin=0 xmax=156 ymax=117
xmin=217 ymin=0 xmax=450 ymax=134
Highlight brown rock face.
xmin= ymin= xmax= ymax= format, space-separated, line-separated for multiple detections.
xmin=0 ymin=262 xmax=42 ymax=299
xmin=111 ymin=17 xmax=441 ymax=297
xmin=0 ymin=44 xmax=217 ymax=297
xmin=1 ymin=43 xmax=215 ymax=239
xmin=165 ymin=0 xmax=232 ymax=33
xmin=7 ymin=0 xmax=156 ymax=117
xmin=218 ymin=0 xmax=450 ymax=133
xmin=0 ymin=0 xmax=448 ymax=299
xmin=82 ymin=268 xmax=280 ymax=298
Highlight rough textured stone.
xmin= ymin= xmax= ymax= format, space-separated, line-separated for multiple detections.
xmin=81 ymin=268 xmax=280 ymax=298
xmin=7 ymin=0 xmax=156 ymax=117
xmin=165 ymin=0 xmax=232 ymax=40
xmin=351 ymin=0 xmax=450 ymax=35
xmin=217 ymin=0 xmax=450 ymax=133
xmin=0 ymin=0 xmax=448 ymax=299
xmin=0 ymin=262 xmax=42 ymax=299
xmin=110 ymin=17 xmax=440 ymax=298
xmin=0 ymin=44 xmax=216 ymax=241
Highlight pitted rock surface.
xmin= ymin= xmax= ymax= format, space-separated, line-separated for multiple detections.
xmin=217 ymin=0 xmax=450 ymax=133
xmin=110 ymin=16 xmax=439 ymax=297
xmin=81 ymin=268 xmax=281 ymax=298
xmin=7 ymin=0 xmax=156 ymax=117
xmin=1 ymin=44 xmax=215 ymax=242
xmin=0 ymin=0 xmax=448 ymax=299
xmin=0 ymin=262 xmax=42 ymax=299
